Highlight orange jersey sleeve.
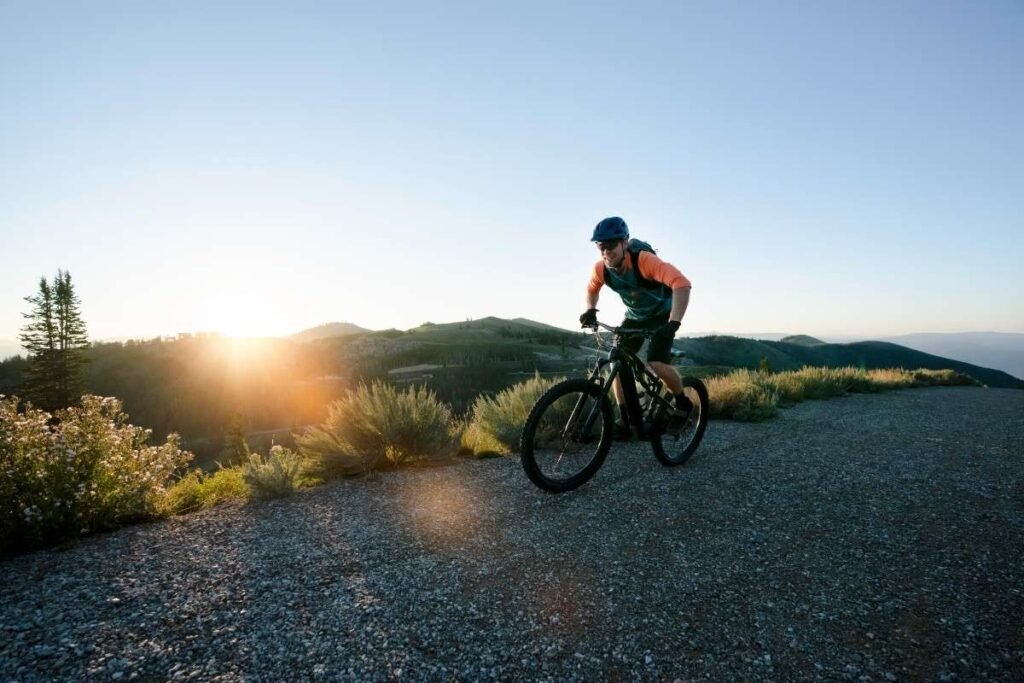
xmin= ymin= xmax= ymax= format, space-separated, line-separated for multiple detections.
xmin=587 ymin=252 xmax=691 ymax=295
xmin=636 ymin=251 xmax=691 ymax=289
xmin=586 ymin=260 xmax=605 ymax=295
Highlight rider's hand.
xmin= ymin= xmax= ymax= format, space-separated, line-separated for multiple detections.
xmin=654 ymin=319 xmax=681 ymax=340
xmin=579 ymin=308 xmax=598 ymax=328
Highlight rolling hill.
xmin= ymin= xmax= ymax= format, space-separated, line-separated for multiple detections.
xmin=779 ymin=335 xmax=825 ymax=346
xmin=294 ymin=318 xmax=1023 ymax=389
xmin=290 ymin=322 xmax=371 ymax=342
xmin=285 ymin=318 xmax=1023 ymax=389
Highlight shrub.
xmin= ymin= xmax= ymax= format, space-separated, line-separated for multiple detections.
xmin=158 ymin=466 xmax=248 ymax=515
xmin=705 ymin=370 xmax=779 ymax=421
xmin=866 ymin=368 xmax=917 ymax=390
xmin=0 ymin=394 xmax=192 ymax=555
xmin=766 ymin=367 xmax=880 ymax=403
xmin=242 ymin=445 xmax=303 ymax=500
xmin=760 ymin=371 xmax=807 ymax=405
xmin=909 ymin=368 xmax=979 ymax=387
xmin=463 ymin=374 xmax=564 ymax=455
xmin=295 ymin=382 xmax=456 ymax=477
xmin=705 ymin=366 xmax=981 ymax=422
xmin=459 ymin=419 xmax=507 ymax=457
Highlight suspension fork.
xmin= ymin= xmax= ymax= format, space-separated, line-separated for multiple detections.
xmin=575 ymin=357 xmax=642 ymax=436
xmin=562 ymin=359 xmax=617 ymax=439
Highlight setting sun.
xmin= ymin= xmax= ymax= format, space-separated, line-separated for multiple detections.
xmin=195 ymin=286 xmax=286 ymax=339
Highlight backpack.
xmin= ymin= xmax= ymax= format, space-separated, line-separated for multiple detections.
xmin=604 ymin=238 xmax=669 ymax=293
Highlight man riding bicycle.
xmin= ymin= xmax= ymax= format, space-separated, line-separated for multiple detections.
xmin=580 ymin=216 xmax=693 ymax=439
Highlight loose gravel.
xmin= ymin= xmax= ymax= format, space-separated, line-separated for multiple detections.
xmin=2 ymin=386 xmax=1023 ymax=681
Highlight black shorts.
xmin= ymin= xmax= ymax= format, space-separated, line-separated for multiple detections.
xmin=620 ymin=314 xmax=673 ymax=364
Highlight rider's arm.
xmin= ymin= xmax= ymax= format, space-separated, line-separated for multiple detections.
xmin=636 ymin=252 xmax=692 ymax=322
xmin=669 ymin=287 xmax=690 ymax=323
xmin=635 ymin=251 xmax=691 ymax=291
xmin=585 ymin=261 xmax=604 ymax=309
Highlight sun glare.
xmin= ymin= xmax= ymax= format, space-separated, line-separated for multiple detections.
xmin=197 ymin=288 xmax=282 ymax=339
xmin=221 ymin=335 xmax=266 ymax=364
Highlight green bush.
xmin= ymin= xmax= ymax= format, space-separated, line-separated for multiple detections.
xmin=295 ymin=382 xmax=456 ymax=477
xmin=909 ymin=368 xmax=979 ymax=387
xmin=242 ymin=445 xmax=302 ymax=500
xmin=706 ymin=366 xmax=980 ymax=422
xmin=706 ymin=370 xmax=780 ymax=421
xmin=463 ymin=374 xmax=563 ymax=455
xmin=158 ymin=466 xmax=248 ymax=515
xmin=0 ymin=394 xmax=192 ymax=555
xmin=765 ymin=367 xmax=881 ymax=404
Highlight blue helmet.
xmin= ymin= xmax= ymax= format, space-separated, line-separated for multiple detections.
xmin=591 ymin=216 xmax=629 ymax=242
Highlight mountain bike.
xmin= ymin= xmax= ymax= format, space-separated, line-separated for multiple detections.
xmin=520 ymin=320 xmax=709 ymax=493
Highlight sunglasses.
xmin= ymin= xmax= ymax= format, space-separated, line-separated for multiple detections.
xmin=597 ymin=240 xmax=621 ymax=252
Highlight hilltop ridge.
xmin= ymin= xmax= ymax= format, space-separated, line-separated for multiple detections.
xmin=779 ymin=334 xmax=825 ymax=346
xmin=290 ymin=322 xmax=370 ymax=342
xmin=285 ymin=317 xmax=1023 ymax=388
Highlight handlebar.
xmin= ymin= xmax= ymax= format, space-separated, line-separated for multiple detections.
xmin=583 ymin=320 xmax=686 ymax=358
xmin=583 ymin=321 xmax=652 ymax=338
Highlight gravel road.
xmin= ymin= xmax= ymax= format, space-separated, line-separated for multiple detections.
xmin=2 ymin=387 xmax=1023 ymax=681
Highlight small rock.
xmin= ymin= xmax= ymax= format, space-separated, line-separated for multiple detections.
xmin=32 ymin=645 xmax=56 ymax=658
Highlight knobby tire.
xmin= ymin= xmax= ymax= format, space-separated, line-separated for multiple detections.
xmin=650 ymin=376 xmax=710 ymax=466
xmin=520 ymin=378 xmax=613 ymax=493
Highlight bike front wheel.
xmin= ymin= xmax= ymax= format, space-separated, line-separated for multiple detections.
xmin=520 ymin=378 xmax=614 ymax=493
xmin=650 ymin=376 xmax=710 ymax=466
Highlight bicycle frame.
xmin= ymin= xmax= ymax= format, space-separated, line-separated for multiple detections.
xmin=575 ymin=323 xmax=677 ymax=437
xmin=521 ymin=320 xmax=709 ymax=492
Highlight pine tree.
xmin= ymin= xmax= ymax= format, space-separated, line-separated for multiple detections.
xmin=219 ymin=413 xmax=251 ymax=467
xmin=18 ymin=277 xmax=59 ymax=409
xmin=18 ymin=271 xmax=90 ymax=410
xmin=53 ymin=270 xmax=90 ymax=407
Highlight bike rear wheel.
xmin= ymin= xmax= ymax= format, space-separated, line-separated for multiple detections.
xmin=520 ymin=378 xmax=614 ymax=492
xmin=650 ymin=376 xmax=709 ymax=466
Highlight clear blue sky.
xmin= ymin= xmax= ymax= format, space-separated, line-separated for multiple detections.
xmin=2 ymin=0 xmax=1022 ymax=345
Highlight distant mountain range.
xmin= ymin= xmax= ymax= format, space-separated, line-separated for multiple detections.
xmin=877 ymin=332 xmax=1024 ymax=381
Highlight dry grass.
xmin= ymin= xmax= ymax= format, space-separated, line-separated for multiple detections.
xmin=706 ymin=366 xmax=980 ymax=422
xmin=462 ymin=374 xmax=565 ymax=456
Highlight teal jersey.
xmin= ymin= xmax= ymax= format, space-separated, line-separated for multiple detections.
xmin=603 ymin=252 xmax=674 ymax=321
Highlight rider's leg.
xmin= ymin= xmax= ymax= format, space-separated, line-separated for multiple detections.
xmin=612 ymin=374 xmax=626 ymax=403
xmin=649 ymin=361 xmax=683 ymax=394
xmin=613 ymin=321 xmax=646 ymax=437
xmin=649 ymin=361 xmax=693 ymax=414
xmin=611 ymin=375 xmax=630 ymax=438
